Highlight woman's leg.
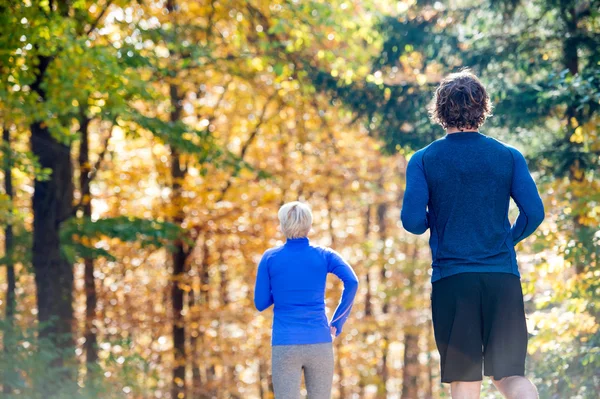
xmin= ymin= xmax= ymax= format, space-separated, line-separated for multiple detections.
xmin=303 ymin=343 xmax=334 ymax=399
xmin=272 ymin=345 xmax=303 ymax=399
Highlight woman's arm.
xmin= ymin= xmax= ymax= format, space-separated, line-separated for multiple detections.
xmin=254 ymin=252 xmax=274 ymax=311
xmin=327 ymin=249 xmax=359 ymax=336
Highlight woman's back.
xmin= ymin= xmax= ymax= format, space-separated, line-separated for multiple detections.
xmin=270 ymin=239 xmax=328 ymax=310
xmin=255 ymin=238 xmax=358 ymax=345
xmin=254 ymin=201 xmax=358 ymax=399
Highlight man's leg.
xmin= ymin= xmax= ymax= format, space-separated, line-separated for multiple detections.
xmin=481 ymin=273 xmax=534 ymax=399
xmin=450 ymin=381 xmax=481 ymax=399
xmin=431 ymin=274 xmax=484 ymax=385
xmin=492 ymin=376 xmax=538 ymax=399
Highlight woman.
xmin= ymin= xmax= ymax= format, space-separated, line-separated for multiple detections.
xmin=254 ymin=201 xmax=359 ymax=399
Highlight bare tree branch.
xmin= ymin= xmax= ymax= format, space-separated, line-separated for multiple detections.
xmin=86 ymin=0 xmax=114 ymax=36
xmin=216 ymin=90 xmax=278 ymax=202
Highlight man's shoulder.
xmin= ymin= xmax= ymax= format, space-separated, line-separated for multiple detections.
xmin=482 ymin=136 xmax=524 ymax=159
xmin=413 ymin=137 xmax=446 ymax=161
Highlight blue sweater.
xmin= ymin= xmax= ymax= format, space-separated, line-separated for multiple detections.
xmin=254 ymin=237 xmax=359 ymax=346
xmin=401 ymin=131 xmax=545 ymax=282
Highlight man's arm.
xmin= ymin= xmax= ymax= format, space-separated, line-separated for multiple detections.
xmin=401 ymin=150 xmax=430 ymax=235
xmin=509 ymin=148 xmax=545 ymax=244
xmin=253 ymin=252 xmax=274 ymax=311
xmin=327 ymin=249 xmax=359 ymax=337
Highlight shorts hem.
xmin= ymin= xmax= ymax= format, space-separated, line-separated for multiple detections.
xmin=484 ymin=370 xmax=526 ymax=381
xmin=441 ymin=376 xmax=483 ymax=384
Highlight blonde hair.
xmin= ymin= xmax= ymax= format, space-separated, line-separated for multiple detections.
xmin=278 ymin=201 xmax=313 ymax=239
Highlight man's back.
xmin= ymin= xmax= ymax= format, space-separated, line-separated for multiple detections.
xmin=403 ymin=70 xmax=543 ymax=396
xmin=401 ymin=131 xmax=544 ymax=282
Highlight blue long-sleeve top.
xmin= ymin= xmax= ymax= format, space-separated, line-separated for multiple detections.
xmin=254 ymin=237 xmax=359 ymax=346
xmin=400 ymin=131 xmax=545 ymax=282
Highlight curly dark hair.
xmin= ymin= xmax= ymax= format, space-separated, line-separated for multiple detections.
xmin=428 ymin=69 xmax=492 ymax=130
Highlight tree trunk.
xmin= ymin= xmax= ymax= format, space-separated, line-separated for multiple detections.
xmin=358 ymin=206 xmax=371 ymax=395
xmin=78 ymin=113 xmax=99 ymax=382
xmin=562 ymin=4 xmax=579 ymax=76
xmin=380 ymin=336 xmax=389 ymax=397
xmin=401 ymin=329 xmax=420 ymax=399
xmin=401 ymin=244 xmax=421 ymax=398
xmin=335 ymin=339 xmax=345 ymax=399
xmin=560 ymin=4 xmax=587 ymax=274
xmin=377 ymin=202 xmax=390 ymax=396
xmin=190 ymin=238 xmax=207 ymax=397
xmin=197 ymin=236 xmax=216 ymax=398
xmin=258 ymin=360 xmax=267 ymax=399
xmin=170 ymin=81 xmax=188 ymax=398
xmin=165 ymin=0 xmax=189 ymax=394
xmin=364 ymin=206 xmax=372 ymax=317
xmin=3 ymin=125 xmax=16 ymax=395
xmin=189 ymin=259 xmax=202 ymax=397
xmin=170 ymin=156 xmax=187 ymax=399
xmin=426 ymin=322 xmax=435 ymax=399
xmin=30 ymin=52 xmax=75 ymax=379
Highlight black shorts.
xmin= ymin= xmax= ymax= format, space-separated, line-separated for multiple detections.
xmin=431 ymin=272 xmax=528 ymax=383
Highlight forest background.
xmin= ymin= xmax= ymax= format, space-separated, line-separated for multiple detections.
xmin=0 ymin=0 xmax=599 ymax=398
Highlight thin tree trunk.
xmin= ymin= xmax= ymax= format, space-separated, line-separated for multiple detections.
xmin=561 ymin=3 xmax=586 ymax=274
xmin=325 ymin=192 xmax=345 ymax=398
xmin=380 ymin=336 xmax=389 ymax=396
xmin=335 ymin=339 xmax=345 ymax=399
xmin=199 ymin=236 xmax=216 ymax=397
xmin=562 ymin=4 xmax=578 ymax=76
xmin=78 ymin=112 xmax=99 ymax=383
xmin=401 ymin=329 xmax=420 ymax=399
xmin=3 ymin=125 xmax=16 ymax=395
xmin=165 ymin=1 xmax=189 ymax=395
xmin=30 ymin=51 xmax=76 ymax=380
xmin=377 ymin=202 xmax=390 ymax=396
xmin=358 ymin=206 xmax=371 ymax=395
xmin=170 ymin=153 xmax=187 ymax=399
xmin=400 ymin=244 xmax=421 ymax=399
xmin=170 ymin=84 xmax=188 ymax=399
xmin=364 ymin=206 xmax=372 ymax=318
xmin=426 ymin=322 xmax=434 ymax=399
xmin=220 ymin=259 xmax=229 ymax=306
xmin=189 ymin=257 xmax=202 ymax=397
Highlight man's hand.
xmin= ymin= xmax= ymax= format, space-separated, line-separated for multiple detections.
xmin=330 ymin=326 xmax=337 ymax=339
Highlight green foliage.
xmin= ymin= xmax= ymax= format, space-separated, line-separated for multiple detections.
xmin=0 ymin=142 xmax=52 ymax=181
xmin=0 ymin=321 xmax=144 ymax=398
xmin=59 ymin=216 xmax=186 ymax=263
xmin=531 ymin=331 xmax=600 ymax=398
xmin=0 ymin=225 xmax=32 ymax=270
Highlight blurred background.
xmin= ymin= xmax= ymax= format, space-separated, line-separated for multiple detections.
xmin=0 ymin=0 xmax=598 ymax=398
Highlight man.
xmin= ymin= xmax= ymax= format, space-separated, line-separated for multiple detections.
xmin=401 ymin=69 xmax=544 ymax=399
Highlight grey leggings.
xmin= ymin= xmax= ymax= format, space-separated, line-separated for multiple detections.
xmin=272 ymin=342 xmax=334 ymax=399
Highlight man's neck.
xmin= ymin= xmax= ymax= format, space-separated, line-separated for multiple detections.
xmin=446 ymin=127 xmax=478 ymax=134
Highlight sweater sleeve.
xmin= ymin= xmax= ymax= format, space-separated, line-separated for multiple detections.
xmin=253 ymin=252 xmax=274 ymax=311
xmin=401 ymin=150 xmax=430 ymax=235
xmin=509 ymin=148 xmax=545 ymax=244
xmin=327 ymin=249 xmax=359 ymax=336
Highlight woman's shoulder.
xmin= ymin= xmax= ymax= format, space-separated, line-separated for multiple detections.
xmin=309 ymin=245 xmax=344 ymax=263
xmin=262 ymin=245 xmax=286 ymax=258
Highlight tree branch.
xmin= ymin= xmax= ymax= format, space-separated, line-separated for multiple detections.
xmin=87 ymin=122 xmax=115 ymax=184
xmin=86 ymin=0 xmax=114 ymax=36
xmin=72 ymin=121 xmax=115 ymax=214
xmin=216 ymin=90 xmax=278 ymax=202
